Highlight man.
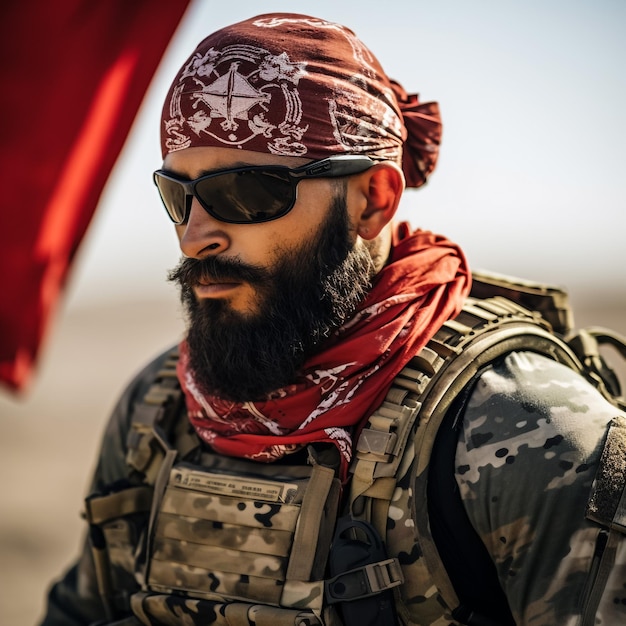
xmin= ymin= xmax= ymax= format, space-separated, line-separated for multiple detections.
xmin=41 ymin=13 xmax=626 ymax=626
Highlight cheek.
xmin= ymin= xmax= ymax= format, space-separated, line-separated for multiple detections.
xmin=257 ymin=205 xmax=327 ymax=259
xmin=259 ymin=219 xmax=321 ymax=270
xmin=266 ymin=221 xmax=314 ymax=249
xmin=267 ymin=183 xmax=333 ymax=244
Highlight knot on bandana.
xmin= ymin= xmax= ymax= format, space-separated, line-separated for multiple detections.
xmin=161 ymin=13 xmax=442 ymax=187
xmin=390 ymin=81 xmax=443 ymax=188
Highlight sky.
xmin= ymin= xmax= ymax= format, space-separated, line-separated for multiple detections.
xmin=65 ymin=0 xmax=626 ymax=310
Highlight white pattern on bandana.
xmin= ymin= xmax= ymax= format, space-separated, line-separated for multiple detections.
xmin=164 ymin=44 xmax=310 ymax=156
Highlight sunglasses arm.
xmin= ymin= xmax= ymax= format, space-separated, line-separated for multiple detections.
xmin=294 ymin=155 xmax=375 ymax=179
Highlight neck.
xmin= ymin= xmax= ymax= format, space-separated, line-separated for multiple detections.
xmin=364 ymin=224 xmax=393 ymax=274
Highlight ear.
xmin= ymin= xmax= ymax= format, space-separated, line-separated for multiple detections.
xmin=349 ymin=162 xmax=405 ymax=240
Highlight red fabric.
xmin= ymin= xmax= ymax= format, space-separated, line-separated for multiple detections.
xmin=390 ymin=81 xmax=443 ymax=188
xmin=178 ymin=225 xmax=471 ymax=479
xmin=160 ymin=13 xmax=441 ymax=189
xmin=0 ymin=0 xmax=191 ymax=392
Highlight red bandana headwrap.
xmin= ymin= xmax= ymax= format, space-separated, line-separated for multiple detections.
xmin=178 ymin=225 xmax=471 ymax=480
xmin=161 ymin=13 xmax=442 ymax=188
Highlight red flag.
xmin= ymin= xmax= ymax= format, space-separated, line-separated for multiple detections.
xmin=0 ymin=0 xmax=191 ymax=392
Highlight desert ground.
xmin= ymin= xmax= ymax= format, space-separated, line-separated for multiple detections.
xmin=1 ymin=293 xmax=624 ymax=625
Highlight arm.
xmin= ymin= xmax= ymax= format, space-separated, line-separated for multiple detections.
xmin=39 ymin=349 xmax=175 ymax=626
xmin=456 ymin=351 xmax=626 ymax=625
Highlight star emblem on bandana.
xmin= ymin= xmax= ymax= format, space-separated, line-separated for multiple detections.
xmin=164 ymin=44 xmax=310 ymax=155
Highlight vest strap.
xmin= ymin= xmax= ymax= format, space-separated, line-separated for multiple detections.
xmin=84 ymin=486 xmax=153 ymax=525
xmin=286 ymin=461 xmax=339 ymax=581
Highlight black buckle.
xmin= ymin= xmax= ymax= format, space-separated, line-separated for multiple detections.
xmin=325 ymin=558 xmax=403 ymax=604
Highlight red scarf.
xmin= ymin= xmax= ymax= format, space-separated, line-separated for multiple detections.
xmin=178 ymin=224 xmax=471 ymax=478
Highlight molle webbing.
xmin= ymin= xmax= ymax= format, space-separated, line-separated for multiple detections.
xmin=85 ymin=486 xmax=154 ymax=525
xmin=130 ymin=592 xmax=330 ymax=626
xmin=84 ymin=485 xmax=155 ymax=620
xmin=350 ymin=293 xmax=581 ymax=515
xmin=146 ymin=453 xmax=341 ymax=612
xmin=125 ymin=348 xmax=198 ymax=482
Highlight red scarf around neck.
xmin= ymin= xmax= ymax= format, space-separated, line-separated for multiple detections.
xmin=177 ymin=224 xmax=471 ymax=479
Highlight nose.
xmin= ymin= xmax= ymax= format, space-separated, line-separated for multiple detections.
xmin=176 ymin=197 xmax=230 ymax=259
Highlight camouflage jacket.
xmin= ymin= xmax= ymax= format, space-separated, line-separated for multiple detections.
xmin=39 ymin=348 xmax=626 ymax=626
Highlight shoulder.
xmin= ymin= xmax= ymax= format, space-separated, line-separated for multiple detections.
xmin=456 ymin=350 xmax=618 ymax=522
xmin=456 ymin=351 xmax=623 ymax=623
xmin=458 ymin=350 xmax=617 ymax=479
xmin=92 ymin=345 xmax=180 ymax=489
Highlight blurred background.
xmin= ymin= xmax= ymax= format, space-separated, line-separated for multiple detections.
xmin=1 ymin=1 xmax=625 ymax=624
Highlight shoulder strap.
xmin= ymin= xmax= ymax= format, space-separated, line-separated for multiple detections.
xmin=348 ymin=291 xmax=583 ymax=620
xmin=349 ymin=291 xmax=582 ymax=518
xmin=125 ymin=347 xmax=199 ymax=484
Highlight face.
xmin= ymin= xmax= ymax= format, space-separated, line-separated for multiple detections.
xmin=165 ymin=147 xmax=377 ymax=401
xmin=164 ymin=146 xmax=354 ymax=316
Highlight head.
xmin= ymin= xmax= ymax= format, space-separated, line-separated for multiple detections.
xmin=158 ymin=13 xmax=442 ymax=400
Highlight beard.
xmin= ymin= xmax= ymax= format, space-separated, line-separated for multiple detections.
xmin=168 ymin=190 xmax=376 ymax=402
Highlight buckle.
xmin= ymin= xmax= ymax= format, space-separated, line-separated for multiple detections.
xmin=325 ymin=558 xmax=404 ymax=604
xmin=356 ymin=428 xmax=397 ymax=460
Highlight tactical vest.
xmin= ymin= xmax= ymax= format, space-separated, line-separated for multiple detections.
xmin=83 ymin=271 xmax=626 ymax=626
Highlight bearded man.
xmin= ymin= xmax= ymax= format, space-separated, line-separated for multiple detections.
xmin=40 ymin=13 xmax=626 ymax=626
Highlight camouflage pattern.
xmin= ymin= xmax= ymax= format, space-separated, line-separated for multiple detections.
xmin=350 ymin=348 xmax=626 ymax=626
xmin=385 ymin=451 xmax=456 ymax=626
xmin=153 ymin=512 xmax=293 ymax=556
xmin=130 ymin=591 xmax=328 ymax=626
xmin=39 ymin=346 xmax=626 ymax=625
xmin=455 ymin=352 xmax=626 ymax=625
xmin=130 ymin=454 xmax=336 ymax=626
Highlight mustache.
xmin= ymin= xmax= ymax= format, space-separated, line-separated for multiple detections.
xmin=168 ymin=255 xmax=270 ymax=287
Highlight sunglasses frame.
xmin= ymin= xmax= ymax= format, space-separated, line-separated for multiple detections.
xmin=153 ymin=154 xmax=375 ymax=225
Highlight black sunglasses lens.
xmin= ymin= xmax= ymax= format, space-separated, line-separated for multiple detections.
xmin=155 ymin=175 xmax=187 ymax=224
xmin=195 ymin=170 xmax=296 ymax=223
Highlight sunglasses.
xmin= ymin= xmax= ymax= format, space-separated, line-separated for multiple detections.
xmin=153 ymin=154 xmax=375 ymax=225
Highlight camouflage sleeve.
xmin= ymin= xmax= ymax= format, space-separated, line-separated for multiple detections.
xmin=456 ymin=351 xmax=626 ymax=625
xmin=39 ymin=348 xmax=175 ymax=626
